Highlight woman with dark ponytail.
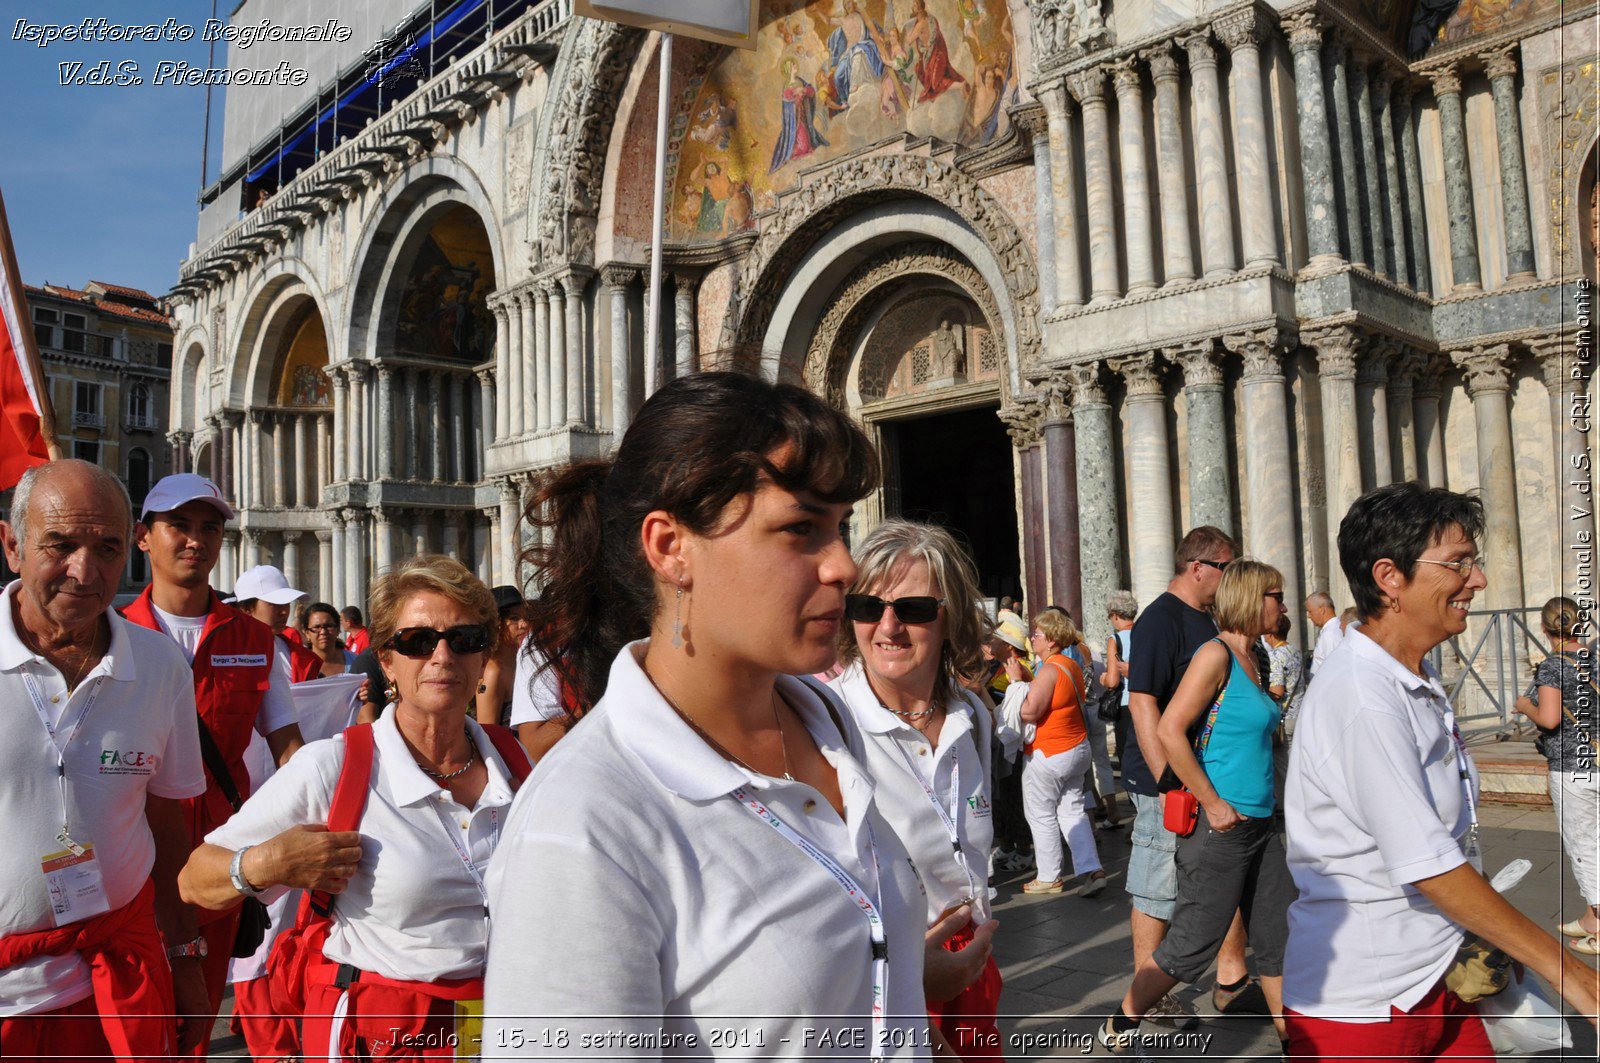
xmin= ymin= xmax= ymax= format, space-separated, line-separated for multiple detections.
xmin=484 ymin=373 xmax=936 ymax=1059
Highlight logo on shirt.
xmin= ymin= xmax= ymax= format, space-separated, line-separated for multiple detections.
xmin=210 ymin=654 xmax=268 ymax=668
xmin=966 ymin=794 xmax=992 ymax=819
xmin=99 ymin=748 xmax=161 ymax=775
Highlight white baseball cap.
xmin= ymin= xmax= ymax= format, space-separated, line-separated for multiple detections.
xmin=140 ymin=473 xmax=234 ymax=522
xmin=233 ymin=565 xmax=307 ymax=606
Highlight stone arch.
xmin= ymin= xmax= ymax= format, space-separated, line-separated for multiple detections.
xmin=344 ymin=161 xmax=505 ymax=365
xmin=173 ymin=332 xmax=208 ymax=432
xmin=228 ymin=266 xmax=333 ymax=408
xmin=731 ymin=153 xmax=1039 ymax=393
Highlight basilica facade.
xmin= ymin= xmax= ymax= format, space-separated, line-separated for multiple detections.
xmin=166 ymin=0 xmax=1597 ymax=660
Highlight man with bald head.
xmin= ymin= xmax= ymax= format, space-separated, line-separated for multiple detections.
xmin=1305 ymin=591 xmax=1343 ymax=682
xmin=0 ymin=460 xmax=209 ymax=1059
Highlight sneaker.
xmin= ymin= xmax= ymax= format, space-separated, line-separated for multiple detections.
xmin=1021 ymin=878 xmax=1064 ymax=894
xmin=1213 ymin=978 xmax=1270 ymax=1015
xmin=1097 ymin=1016 xmax=1143 ymax=1056
xmin=1080 ymin=871 xmax=1108 ymax=898
xmin=1143 ymin=992 xmax=1199 ymax=1030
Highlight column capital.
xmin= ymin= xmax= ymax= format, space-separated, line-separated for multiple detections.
xmin=1143 ymin=42 xmax=1180 ymax=83
xmin=1168 ymin=341 xmax=1222 ymax=387
xmin=1481 ymin=46 xmax=1518 ymax=82
xmin=314 ymin=529 xmax=332 ymax=544
xmin=241 ymin=528 xmax=261 ymax=546
xmin=499 ymin=477 xmax=520 ymax=503
xmin=1177 ymin=29 xmax=1217 ymax=71
xmin=1110 ymin=351 xmax=1166 ymax=397
xmin=1213 ymin=7 xmax=1264 ymax=52
xmin=1450 ymin=344 xmax=1514 ymax=395
xmin=330 ymin=509 xmax=347 ymax=528
xmin=1066 ymin=362 xmax=1108 ymax=407
xmin=998 ymin=398 xmax=1044 ymax=448
xmin=372 ymin=508 xmax=393 ymax=528
xmin=672 ymin=270 xmax=703 ymax=295
xmin=1036 ymin=77 xmax=1069 ymax=117
xmin=1372 ymin=64 xmax=1402 ymax=92
xmin=377 ymin=364 xmax=396 ymax=381
xmin=1357 ymin=347 xmax=1390 ymax=386
xmin=1304 ymin=325 xmax=1361 ymax=379
xmin=329 ymin=366 xmax=350 ymax=391
xmin=1065 ymin=66 xmax=1108 ymax=106
xmin=1041 ymin=377 xmax=1074 ymax=426
xmin=282 ymin=530 xmax=303 ymax=543
xmin=559 ymin=269 xmax=589 ymax=296
xmin=475 ymin=367 xmax=496 ymax=387
xmin=600 ymin=264 xmax=639 ymax=289
xmin=1384 ymin=346 xmax=1428 ymax=390
xmin=1281 ymin=12 xmax=1325 ymax=54
xmin=1011 ymin=104 xmax=1049 ymax=142
xmin=1426 ymin=65 xmax=1462 ymax=97
xmin=1529 ymin=331 xmax=1590 ymax=386
xmin=1224 ymin=328 xmax=1290 ymax=381
xmin=1111 ymin=56 xmax=1143 ymax=98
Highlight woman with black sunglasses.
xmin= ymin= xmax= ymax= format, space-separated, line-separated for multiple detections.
xmin=178 ymin=554 xmax=532 ymax=1061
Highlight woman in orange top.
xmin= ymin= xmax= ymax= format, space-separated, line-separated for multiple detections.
xmin=1019 ymin=608 xmax=1107 ymax=896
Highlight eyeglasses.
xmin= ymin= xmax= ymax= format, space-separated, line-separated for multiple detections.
xmin=1416 ymin=557 xmax=1486 ymax=578
xmin=1263 ymin=591 xmax=1284 ymax=603
xmin=1196 ymin=558 xmax=1231 ymax=572
xmin=308 ymin=623 xmax=340 ymax=633
xmin=384 ymin=625 xmax=492 ymax=658
xmin=844 ymin=594 xmax=944 ymax=625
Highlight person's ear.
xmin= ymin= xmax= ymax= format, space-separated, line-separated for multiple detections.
xmin=639 ymin=509 xmax=691 ymax=590
xmin=1371 ymin=558 xmax=1404 ymax=612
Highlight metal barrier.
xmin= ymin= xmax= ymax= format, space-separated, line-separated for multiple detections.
xmin=1429 ymin=607 xmax=1548 ymax=736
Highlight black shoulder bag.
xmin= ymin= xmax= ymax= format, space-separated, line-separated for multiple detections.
xmin=195 ymin=717 xmax=272 ymax=958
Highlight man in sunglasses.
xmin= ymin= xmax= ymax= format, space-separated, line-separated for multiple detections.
xmin=1121 ymin=525 xmax=1265 ymax=1027
xmin=122 ymin=474 xmax=305 ymax=1058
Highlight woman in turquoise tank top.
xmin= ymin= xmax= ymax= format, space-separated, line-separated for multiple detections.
xmin=1099 ymin=560 xmax=1295 ymax=1056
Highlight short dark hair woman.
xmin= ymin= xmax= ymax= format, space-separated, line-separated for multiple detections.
xmin=482 ymin=373 xmax=938 ymax=1057
xmin=1282 ymin=483 xmax=1599 ymax=1059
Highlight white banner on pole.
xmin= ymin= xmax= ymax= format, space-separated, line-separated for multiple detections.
xmin=574 ymin=0 xmax=760 ymax=49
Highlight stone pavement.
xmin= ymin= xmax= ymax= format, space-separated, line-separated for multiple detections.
xmin=207 ymin=802 xmax=1599 ymax=1060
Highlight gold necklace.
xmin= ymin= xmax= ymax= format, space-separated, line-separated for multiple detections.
xmin=653 ymin=675 xmax=794 ymax=781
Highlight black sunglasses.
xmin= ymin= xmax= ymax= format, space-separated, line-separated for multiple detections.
xmin=1196 ymin=558 xmax=1232 ymax=572
xmin=384 ymin=625 xmax=492 ymax=658
xmin=844 ymin=594 xmax=944 ymax=625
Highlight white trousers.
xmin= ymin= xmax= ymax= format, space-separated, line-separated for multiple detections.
xmin=1551 ymin=769 xmax=1600 ymax=906
xmin=1022 ymin=743 xmax=1102 ymax=881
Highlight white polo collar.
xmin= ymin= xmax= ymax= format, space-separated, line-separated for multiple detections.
xmin=1344 ymin=626 xmax=1446 ymax=697
xmin=373 ymin=707 xmax=517 ymax=808
xmin=835 ymin=661 xmax=974 ymax=741
xmin=607 ymin=639 xmax=872 ymax=803
xmin=0 ymin=579 xmax=138 ymax=682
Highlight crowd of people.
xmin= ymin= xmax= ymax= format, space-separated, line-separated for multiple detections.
xmin=0 ymin=370 xmax=1597 ymax=1062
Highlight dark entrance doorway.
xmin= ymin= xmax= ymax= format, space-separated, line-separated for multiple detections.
xmin=883 ymin=404 xmax=1021 ymax=601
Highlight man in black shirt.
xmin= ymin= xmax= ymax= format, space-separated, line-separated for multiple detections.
xmin=1122 ymin=526 xmax=1258 ymax=1026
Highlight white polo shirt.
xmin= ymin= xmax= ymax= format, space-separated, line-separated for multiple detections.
xmin=483 ymin=641 xmax=930 ymax=1060
xmin=506 ymin=641 xmax=564 ymax=727
xmin=1308 ymin=615 xmax=1344 ymax=681
xmin=0 ymin=581 xmax=206 ymax=1016
xmin=830 ymin=664 xmax=994 ymax=924
xmin=206 ymin=710 xmax=518 ymax=982
xmin=1283 ymin=628 xmax=1479 ymax=1020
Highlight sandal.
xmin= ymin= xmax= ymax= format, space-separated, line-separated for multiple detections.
xmin=1557 ymin=918 xmax=1593 ymax=938
xmin=1568 ymin=934 xmax=1600 ymax=956
xmin=1022 ymin=878 xmax=1065 ymax=894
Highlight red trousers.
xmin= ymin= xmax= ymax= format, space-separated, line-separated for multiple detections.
xmin=174 ymin=906 xmax=242 ymax=1059
xmin=0 ymin=993 xmax=114 ymax=1063
xmin=926 ymin=925 xmax=1006 ymax=1061
xmin=301 ymin=960 xmax=483 ymax=1062
xmin=1285 ymin=979 xmax=1495 ymax=1062
xmin=231 ymin=973 xmax=301 ymax=1060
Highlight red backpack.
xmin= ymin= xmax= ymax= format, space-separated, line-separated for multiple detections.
xmin=265 ymin=723 xmax=532 ymax=1016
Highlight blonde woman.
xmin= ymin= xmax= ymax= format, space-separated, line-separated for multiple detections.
xmin=831 ymin=520 xmax=1002 ymax=1060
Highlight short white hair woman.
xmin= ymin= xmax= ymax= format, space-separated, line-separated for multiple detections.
xmin=831 ymin=519 xmax=1002 ymax=1060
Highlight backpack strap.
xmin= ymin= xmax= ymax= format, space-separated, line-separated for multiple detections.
xmin=308 ymin=724 xmax=377 ymax=918
xmin=481 ymin=724 xmax=533 ymax=787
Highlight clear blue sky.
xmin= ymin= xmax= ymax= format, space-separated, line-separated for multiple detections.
xmin=0 ymin=1 xmax=223 ymax=297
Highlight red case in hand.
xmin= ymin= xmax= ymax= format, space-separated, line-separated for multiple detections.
xmin=1162 ymin=789 xmax=1199 ymax=837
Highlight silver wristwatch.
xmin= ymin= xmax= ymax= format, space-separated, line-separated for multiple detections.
xmin=230 ymin=845 xmax=265 ymax=897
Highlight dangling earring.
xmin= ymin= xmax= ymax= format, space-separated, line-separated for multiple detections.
xmin=384 ymin=683 xmax=399 ymax=703
xmin=672 ymin=583 xmax=685 ymax=648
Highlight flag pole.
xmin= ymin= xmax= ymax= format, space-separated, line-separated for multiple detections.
xmin=644 ymin=32 xmax=672 ymax=397
xmin=0 ymin=187 xmax=61 ymax=460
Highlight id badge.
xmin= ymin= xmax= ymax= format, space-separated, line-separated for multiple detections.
xmin=453 ymin=998 xmax=484 ymax=1062
xmin=41 ymin=844 xmax=110 ymax=926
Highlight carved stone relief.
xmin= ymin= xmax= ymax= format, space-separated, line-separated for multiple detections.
xmin=1537 ymin=56 xmax=1598 ymax=276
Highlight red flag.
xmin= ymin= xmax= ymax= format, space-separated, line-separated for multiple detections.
xmin=0 ymin=186 xmax=58 ymax=490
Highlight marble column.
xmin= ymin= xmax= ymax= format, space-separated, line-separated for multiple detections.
xmin=499 ymin=479 xmax=521 ymax=592
xmin=1327 ymin=42 xmax=1368 ymax=266
xmin=316 ymin=530 xmax=332 ymax=603
xmin=1216 ymin=8 xmax=1277 ymax=267
xmin=246 ymin=412 xmax=265 ymax=508
xmin=1397 ymin=82 xmax=1433 ymax=294
xmin=376 ymin=367 xmax=396 ymax=479
xmin=1146 ymin=44 xmax=1195 ymax=285
xmin=476 ymin=370 xmax=495 ymax=463
xmin=1041 ymin=383 xmax=1082 ymax=621
xmin=673 ymin=273 xmax=699 ymax=379
xmin=1069 ymin=364 xmax=1119 ymax=648
xmin=220 ymin=414 xmax=237 ymax=504
xmin=1039 ymin=81 xmax=1085 ymax=308
xmin=1173 ymin=341 xmax=1232 ymax=532
xmin=493 ymin=300 xmax=510 ymax=439
xmin=403 ymin=368 xmax=422 ymax=480
xmin=283 ymin=532 xmax=302 ymax=589
xmin=1286 ymin=14 xmax=1342 ymax=266
xmin=1067 ymin=67 xmax=1121 ymax=304
xmin=430 ymin=373 xmax=448 ymax=481
xmin=1112 ymin=58 xmax=1157 ymax=295
xmin=1021 ymin=446 xmax=1047 ymax=615
xmin=1306 ymin=326 xmax=1363 ymax=603
xmin=1180 ymin=31 xmax=1237 ymax=278
xmin=341 ymin=509 xmax=364 ymax=606
xmin=373 ymin=510 xmax=395 ymax=575
xmin=331 ymin=370 xmax=349 ymax=482
xmin=1484 ymin=48 xmax=1537 ymax=281
xmin=241 ymin=529 xmax=261 ymax=572
xmin=293 ymin=413 xmax=311 ymax=506
xmin=442 ymin=512 xmax=460 ymax=562
xmin=518 ymin=288 xmax=536 ymax=435
xmin=1356 ymin=349 xmax=1393 ymax=489
xmin=1112 ymin=352 xmax=1176 ymax=607
xmin=410 ymin=511 xmax=428 ymax=557
xmin=453 ymin=373 xmax=471 ymax=482
xmin=271 ymin=415 xmax=289 ymax=508
xmin=170 ymin=431 xmax=191 ymax=475
xmin=220 ymin=532 xmax=238 ymax=589
xmin=1413 ymin=357 xmax=1448 ymax=488
xmin=603 ymin=266 xmax=636 ymax=436
xmin=489 ymin=294 xmax=508 ymax=438
xmin=547 ymin=282 xmax=568 ymax=427
xmin=1431 ymin=68 xmax=1482 ymax=291
xmin=1375 ymin=71 xmax=1412 ymax=287
xmin=1451 ymin=345 xmax=1523 ymax=608
xmin=1024 ymin=111 xmax=1057 ymax=313
xmin=1227 ymin=328 xmax=1303 ymax=640
xmin=330 ymin=513 xmax=346 ymax=609
xmin=534 ymin=285 xmax=552 ymax=431
xmin=1351 ymin=55 xmax=1390 ymax=277
xmin=1534 ymin=333 xmax=1597 ymax=580
xmin=317 ymin=414 xmax=330 ymax=500
xmin=348 ymin=367 xmax=366 ymax=480
xmin=563 ymin=272 xmax=586 ymax=425
xmin=1387 ymin=349 xmax=1424 ymax=483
